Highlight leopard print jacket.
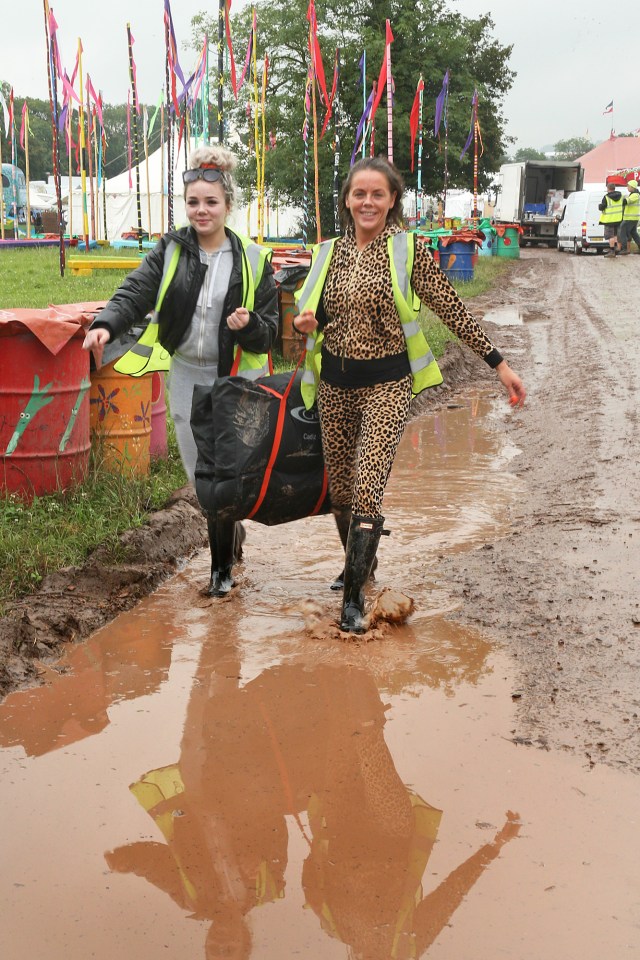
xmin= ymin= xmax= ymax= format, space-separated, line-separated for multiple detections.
xmin=321 ymin=223 xmax=498 ymax=362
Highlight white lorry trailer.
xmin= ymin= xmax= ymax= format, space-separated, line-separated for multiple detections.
xmin=493 ymin=160 xmax=584 ymax=246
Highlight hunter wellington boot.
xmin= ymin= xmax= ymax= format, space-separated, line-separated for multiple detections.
xmin=207 ymin=517 xmax=241 ymax=597
xmin=340 ymin=515 xmax=386 ymax=634
xmin=330 ymin=507 xmax=378 ymax=591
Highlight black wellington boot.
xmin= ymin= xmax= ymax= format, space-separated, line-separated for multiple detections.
xmin=340 ymin=515 xmax=385 ymax=633
xmin=207 ymin=517 xmax=240 ymax=597
xmin=330 ymin=507 xmax=378 ymax=591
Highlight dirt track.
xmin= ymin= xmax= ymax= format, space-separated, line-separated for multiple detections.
xmin=2 ymin=247 xmax=640 ymax=771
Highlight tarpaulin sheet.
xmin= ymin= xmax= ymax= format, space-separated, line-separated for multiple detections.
xmin=0 ymin=301 xmax=107 ymax=355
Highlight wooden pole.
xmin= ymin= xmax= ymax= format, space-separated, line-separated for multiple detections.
xmin=85 ymin=85 xmax=96 ymax=241
xmin=160 ymin=103 xmax=165 ymax=234
xmin=43 ymin=0 xmax=65 ymax=273
xmin=67 ymin=109 xmax=73 ymax=240
xmin=144 ymin=110 xmax=152 ymax=238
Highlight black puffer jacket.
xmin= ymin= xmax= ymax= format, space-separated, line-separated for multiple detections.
xmin=90 ymin=225 xmax=279 ymax=376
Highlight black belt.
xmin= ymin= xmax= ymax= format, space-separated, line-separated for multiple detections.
xmin=320 ymin=347 xmax=411 ymax=388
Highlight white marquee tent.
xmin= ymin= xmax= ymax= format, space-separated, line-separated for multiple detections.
xmin=64 ymin=140 xmax=302 ymax=243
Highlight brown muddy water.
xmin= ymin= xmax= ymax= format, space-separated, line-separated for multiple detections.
xmin=1 ymin=393 xmax=638 ymax=959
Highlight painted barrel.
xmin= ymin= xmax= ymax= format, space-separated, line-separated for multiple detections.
xmin=495 ymin=226 xmax=521 ymax=259
xmin=0 ymin=333 xmax=91 ymax=500
xmin=90 ymin=361 xmax=152 ymax=475
xmin=478 ymin=232 xmax=494 ymax=257
xmin=279 ymin=287 xmax=305 ymax=362
xmin=149 ymin=371 xmax=168 ymax=459
xmin=437 ymin=239 xmax=475 ymax=282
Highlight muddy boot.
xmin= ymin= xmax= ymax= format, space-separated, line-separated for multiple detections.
xmin=340 ymin=515 xmax=386 ymax=634
xmin=207 ymin=517 xmax=239 ymax=597
xmin=330 ymin=507 xmax=378 ymax=590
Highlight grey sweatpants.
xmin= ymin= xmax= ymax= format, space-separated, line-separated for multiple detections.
xmin=168 ymin=354 xmax=218 ymax=485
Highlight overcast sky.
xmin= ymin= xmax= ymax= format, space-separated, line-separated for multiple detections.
xmin=4 ymin=0 xmax=636 ymax=151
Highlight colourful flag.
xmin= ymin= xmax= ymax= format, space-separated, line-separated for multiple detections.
xmin=603 ymin=100 xmax=613 ymax=115
xmin=0 ymin=91 xmax=8 ymax=136
xmin=460 ymin=89 xmax=478 ymax=160
xmin=351 ymin=85 xmax=375 ymax=165
xmin=224 ymin=0 xmax=238 ymax=99
xmin=409 ymin=78 xmax=424 ymax=172
xmin=237 ymin=10 xmax=256 ymax=94
xmin=19 ymin=101 xmax=30 ymax=149
xmin=434 ymin=69 xmax=449 ymax=137
xmin=321 ymin=48 xmax=339 ymax=138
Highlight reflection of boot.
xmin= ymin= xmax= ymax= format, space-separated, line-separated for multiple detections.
xmin=330 ymin=507 xmax=377 ymax=591
xmin=207 ymin=517 xmax=241 ymax=597
xmin=340 ymin=515 xmax=385 ymax=633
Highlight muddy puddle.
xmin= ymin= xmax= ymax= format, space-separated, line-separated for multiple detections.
xmin=1 ymin=393 xmax=638 ymax=960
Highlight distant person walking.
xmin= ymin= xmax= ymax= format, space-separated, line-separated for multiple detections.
xmin=619 ymin=180 xmax=640 ymax=255
xmin=599 ymin=181 xmax=624 ymax=257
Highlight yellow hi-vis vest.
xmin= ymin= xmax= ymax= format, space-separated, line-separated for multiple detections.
xmin=114 ymin=229 xmax=272 ymax=378
xmin=599 ymin=194 xmax=624 ymax=224
xmin=623 ymin=191 xmax=640 ymax=221
xmin=294 ymin=232 xmax=443 ymax=410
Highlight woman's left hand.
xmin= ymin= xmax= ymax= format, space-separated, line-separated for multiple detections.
xmin=227 ymin=307 xmax=250 ymax=331
xmin=496 ymin=360 xmax=526 ymax=407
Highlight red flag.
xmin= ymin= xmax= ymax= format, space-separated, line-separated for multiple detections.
xmin=320 ymin=48 xmax=339 ymax=139
xmin=19 ymin=101 xmax=28 ymax=149
xmin=307 ymin=0 xmax=330 ymax=109
xmin=409 ymin=78 xmax=424 ymax=172
xmin=369 ymin=20 xmax=394 ymax=128
xmin=224 ymin=0 xmax=238 ymax=99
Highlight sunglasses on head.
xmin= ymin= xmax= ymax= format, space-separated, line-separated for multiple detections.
xmin=183 ymin=167 xmax=223 ymax=184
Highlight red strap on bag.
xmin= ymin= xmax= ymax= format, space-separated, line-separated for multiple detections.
xmin=247 ymin=351 xmax=312 ymax=520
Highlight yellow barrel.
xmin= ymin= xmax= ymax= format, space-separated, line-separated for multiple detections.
xmin=90 ymin=361 xmax=152 ymax=475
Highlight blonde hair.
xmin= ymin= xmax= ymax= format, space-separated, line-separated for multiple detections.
xmin=185 ymin=144 xmax=237 ymax=208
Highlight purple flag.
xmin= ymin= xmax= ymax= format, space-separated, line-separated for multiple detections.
xmin=433 ymin=69 xmax=449 ymax=137
xmin=351 ymin=85 xmax=375 ymax=165
xmin=459 ymin=89 xmax=478 ymax=160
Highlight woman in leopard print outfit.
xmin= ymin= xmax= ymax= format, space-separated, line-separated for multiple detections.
xmin=294 ymin=157 xmax=525 ymax=633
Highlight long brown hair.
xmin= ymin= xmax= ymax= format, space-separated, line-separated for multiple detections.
xmin=338 ymin=157 xmax=405 ymax=231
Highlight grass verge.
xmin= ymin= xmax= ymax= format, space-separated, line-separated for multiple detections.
xmin=0 ymin=249 xmax=510 ymax=610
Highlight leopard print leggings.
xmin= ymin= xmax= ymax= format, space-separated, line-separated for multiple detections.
xmin=317 ymin=375 xmax=413 ymax=519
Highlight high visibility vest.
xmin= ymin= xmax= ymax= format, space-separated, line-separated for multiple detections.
xmin=294 ymin=232 xmax=443 ymax=410
xmin=599 ymin=194 xmax=624 ymax=224
xmin=623 ymin=191 xmax=640 ymax=221
xmin=114 ymin=229 xmax=272 ymax=378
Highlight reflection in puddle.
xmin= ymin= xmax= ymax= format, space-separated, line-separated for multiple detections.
xmin=481 ymin=305 xmax=524 ymax=325
xmin=1 ymin=395 xmax=639 ymax=960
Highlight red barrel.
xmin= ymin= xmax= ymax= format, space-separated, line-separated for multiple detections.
xmin=0 ymin=333 xmax=91 ymax=500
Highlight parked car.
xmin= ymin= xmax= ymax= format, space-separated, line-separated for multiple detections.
xmin=556 ymin=186 xmax=617 ymax=255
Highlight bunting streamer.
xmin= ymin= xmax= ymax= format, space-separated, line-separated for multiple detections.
xmin=321 ymin=47 xmax=339 ymax=139
xmin=237 ymin=10 xmax=256 ymax=95
xmin=306 ymin=0 xmax=330 ymax=111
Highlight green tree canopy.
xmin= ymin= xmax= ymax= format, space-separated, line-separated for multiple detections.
xmin=513 ymin=147 xmax=547 ymax=161
xmin=553 ymin=136 xmax=594 ymax=161
xmin=191 ymin=0 xmax=514 ymax=233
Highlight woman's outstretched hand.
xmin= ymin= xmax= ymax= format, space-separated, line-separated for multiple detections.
xmin=82 ymin=327 xmax=110 ymax=370
xmin=496 ymin=360 xmax=526 ymax=407
xmin=292 ymin=310 xmax=318 ymax=335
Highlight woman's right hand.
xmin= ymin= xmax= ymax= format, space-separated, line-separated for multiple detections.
xmin=292 ymin=310 xmax=318 ymax=335
xmin=82 ymin=327 xmax=111 ymax=370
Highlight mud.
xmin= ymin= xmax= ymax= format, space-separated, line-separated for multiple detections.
xmin=2 ymin=247 xmax=640 ymax=778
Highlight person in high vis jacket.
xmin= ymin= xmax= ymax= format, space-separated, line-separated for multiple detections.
xmin=598 ymin=181 xmax=625 ymax=257
xmin=83 ymin=146 xmax=278 ymax=598
xmin=293 ymin=157 xmax=526 ymax=634
xmin=619 ymin=179 xmax=640 ymax=255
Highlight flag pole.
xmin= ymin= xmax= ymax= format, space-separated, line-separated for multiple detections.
xmin=385 ymin=20 xmax=392 ymax=163
xmin=333 ymin=49 xmax=341 ymax=234
xmin=127 ymin=23 xmax=143 ymax=253
xmin=0 ymin=120 xmax=4 ymax=240
xmin=218 ymin=0 xmax=225 ymax=143
xmin=144 ymin=108 xmax=152 ymax=238
xmin=85 ymin=81 xmax=96 ymax=241
xmin=42 ymin=0 xmax=65 ymax=273
xmin=361 ymin=50 xmax=366 ymax=159
xmin=67 ymin=108 xmax=73 ymax=240
xmin=24 ymin=104 xmax=32 ymax=239
xmin=442 ymin=68 xmax=449 ymax=226
xmin=76 ymin=41 xmax=90 ymax=249
xmin=417 ymin=75 xmax=423 ymax=226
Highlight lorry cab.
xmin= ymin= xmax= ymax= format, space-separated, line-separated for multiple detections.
xmin=494 ymin=160 xmax=584 ymax=246
xmin=557 ymin=186 xmax=613 ymax=254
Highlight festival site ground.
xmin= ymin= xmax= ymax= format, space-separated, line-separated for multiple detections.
xmin=1 ymin=248 xmax=639 ymax=957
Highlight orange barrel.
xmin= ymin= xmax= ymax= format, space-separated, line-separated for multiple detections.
xmin=149 ymin=371 xmax=167 ymax=459
xmin=0 ymin=332 xmax=91 ymax=500
xmin=90 ymin=361 xmax=152 ymax=475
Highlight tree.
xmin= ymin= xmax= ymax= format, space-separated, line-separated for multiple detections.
xmin=553 ymin=136 xmax=594 ymax=161
xmin=190 ymin=0 xmax=514 ymax=233
xmin=513 ymin=147 xmax=546 ymax=161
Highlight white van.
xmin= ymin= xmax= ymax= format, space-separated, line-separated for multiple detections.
xmin=557 ymin=186 xmax=618 ymax=254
